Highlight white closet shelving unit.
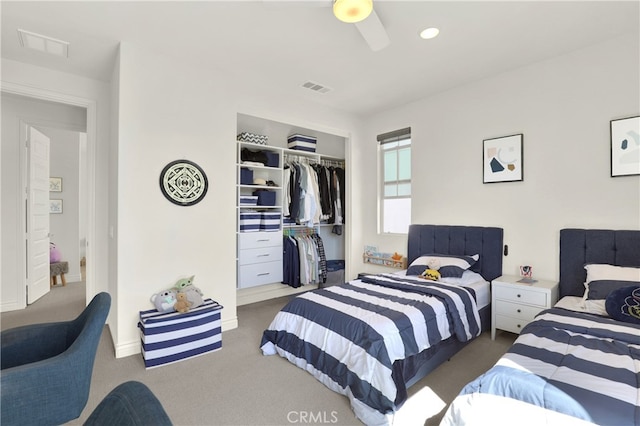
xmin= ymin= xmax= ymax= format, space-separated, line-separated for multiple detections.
xmin=236 ymin=113 xmax=346 ymax=305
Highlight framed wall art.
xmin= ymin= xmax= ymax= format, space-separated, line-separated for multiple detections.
xmin=483 ymin=134 xmax=523 ymax=183
xmin=610 ymin=115 xmax=640 ymax=177
xmin=49 ymin=177 xmax=62 ymax=192
xmin=50 ymin=199 xmax=63 ymax=214
xmin=159 ymin=159 xmax=208 ymax=206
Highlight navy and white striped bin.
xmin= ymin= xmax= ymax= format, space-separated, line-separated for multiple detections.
xmin=138 ymin=299 xmax=223 ymax=369
xmin=287 ymin=134 xmax=317 ymax=152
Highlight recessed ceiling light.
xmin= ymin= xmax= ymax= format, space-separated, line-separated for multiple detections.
xmin=17 ymin=29 xmax=69 ymax=58
xmin=419 ymin=27 xmax=440 ymax=40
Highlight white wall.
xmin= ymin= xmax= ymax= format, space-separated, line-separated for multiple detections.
xmin=1 ymin=93 xmax=86 ymax=309
xmin=112 ymin=41 xmax=365 ymax=357
xmin=357 ymin=34 xmax=640 ymax=282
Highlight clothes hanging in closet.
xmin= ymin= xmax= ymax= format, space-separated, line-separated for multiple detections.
xmin=284 ymin=161 xmax=345 ymax=227
xmin=282 ymin=232 xmax=327 ymax=288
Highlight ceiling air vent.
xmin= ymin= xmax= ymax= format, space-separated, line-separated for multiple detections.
xmin=302 ymin=81 xmax=332 ymax=94
xmin=18 ymin=29 xmax=69 ymax=58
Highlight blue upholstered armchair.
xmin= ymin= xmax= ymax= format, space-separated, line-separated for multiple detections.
xmin=1 ymin=292 xmax=111 ymax=425
xmin=84 ymin=381 xmax=173 ymax=426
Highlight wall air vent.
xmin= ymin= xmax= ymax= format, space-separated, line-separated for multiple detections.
xmin=302 ymin=81 xmax=332 ymax=94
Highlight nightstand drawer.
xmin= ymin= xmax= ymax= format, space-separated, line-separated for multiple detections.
xmin=495 ymin=314 xmax=530 ymax=335
xmin=495 ymin=286 xmax=547 ymax=307
xmin=494 ymin=300 xmax=541 ymax=321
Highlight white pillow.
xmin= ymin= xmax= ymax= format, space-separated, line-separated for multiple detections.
xmin=438 ymin=270 xmax=485 ymax=286
xmin=582 ymin=264 xmax=640 ymax=304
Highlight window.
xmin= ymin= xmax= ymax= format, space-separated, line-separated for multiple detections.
xmin=378 ymin=128 xmax=411 ymax=234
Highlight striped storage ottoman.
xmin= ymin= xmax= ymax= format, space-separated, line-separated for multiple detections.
xmin=287 ymin=134 xmax=317 ymax=152
xmin=138 ymin=299 xmax=223 ymax=369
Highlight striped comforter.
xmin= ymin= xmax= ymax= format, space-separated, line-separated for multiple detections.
xmin=442 ymin=308 xmax=640 ymax=426
xmin=260 ymin=274 xmax=481 ymax=425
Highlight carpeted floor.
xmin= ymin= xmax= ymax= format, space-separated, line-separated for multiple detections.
xmin=1 ymin=283 xmax=516 ymax=425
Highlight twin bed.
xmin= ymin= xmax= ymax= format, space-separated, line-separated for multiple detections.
xmin=261 ymin=224 xmax=503 ymax=425
xmin=441 ymin=228 xmax=640 ymax=425
xmin=260 ymin=225 xmax=640 ymax=425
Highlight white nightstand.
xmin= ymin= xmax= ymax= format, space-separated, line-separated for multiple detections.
xmin=491 ymin=275 xmax=559 ymax=340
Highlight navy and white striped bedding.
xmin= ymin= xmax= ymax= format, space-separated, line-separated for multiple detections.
xmin=260 ymin=273 xmax=481 ymax=425
xmin=443 ymin=307 xmax=640 ymax=426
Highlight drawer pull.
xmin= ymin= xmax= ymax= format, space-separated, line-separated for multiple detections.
xmin=517 ymin=309 xmax=521 ymax=313
xmin=257 ymin=254 xmax=270 ymax=257
xmin=517 ymin=294 xmax=521 ymax=298
xmin=257 ymin=272 xmax=271 ymax=276
xmin=257 ymin=239 xmax=270 ymax=242
xmin=517 ymin=324 xmax=521 ymax=328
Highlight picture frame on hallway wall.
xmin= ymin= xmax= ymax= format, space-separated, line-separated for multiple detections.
xmin=49 ymin=177 xmax=62 ymax=192
xmin=50 ymin=199 xmax=63 ymax=214
xmin=610 ymin=115 xmax=640 ymax=177
xmin=483 ymin=134 xmax=523 ymax=183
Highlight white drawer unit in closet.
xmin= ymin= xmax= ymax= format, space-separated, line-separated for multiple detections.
xmin=237 ymin=231 xmax=283 ymax=289
xmin=491 ymin=275 xmax=559 ymax=340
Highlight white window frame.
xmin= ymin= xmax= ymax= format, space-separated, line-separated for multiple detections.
xmin=378 ymin=128 xmax=411 ymax=234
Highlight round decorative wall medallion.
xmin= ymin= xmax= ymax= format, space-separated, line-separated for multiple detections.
xmin=159 ymin=159 xmax=208 ymax=206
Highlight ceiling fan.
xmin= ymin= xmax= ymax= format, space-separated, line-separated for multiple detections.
xmin=263 ymin=0 xmax=390 ymax=52
xmin=333 ymin=0 xmax=390 ymax=52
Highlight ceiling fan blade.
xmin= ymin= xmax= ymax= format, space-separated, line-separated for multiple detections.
xmin=354 ymin=8 xmax=390 ymax=52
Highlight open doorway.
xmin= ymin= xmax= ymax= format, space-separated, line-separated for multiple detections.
xmin=1 ymin=90 xmax=93 ymax=312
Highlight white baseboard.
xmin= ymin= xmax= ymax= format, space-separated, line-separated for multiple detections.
xmin=0 ymin=300 xmax=25 ymax=313
xmin=115 ymin=339 xmax=141 ymax=359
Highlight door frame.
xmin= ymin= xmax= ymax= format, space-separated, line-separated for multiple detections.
xmin=2 ymin=82 xmax=97 ymax=308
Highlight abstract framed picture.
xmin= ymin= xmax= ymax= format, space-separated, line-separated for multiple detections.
xmin=49 ymin=177 xmax=62 ymax=192
xmin=610 ymin=115 xmax=640 ymax=177
xmin=483 ymin=134 xmax=523 ymax=183
xmin=49 ymin=199 xmax=63 ymax=214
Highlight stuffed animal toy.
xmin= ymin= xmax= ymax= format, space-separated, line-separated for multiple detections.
xmin=172 ymin=275 xmax=204 ymax=309
xmin=182 ymin=286 xmax=204 ymax=309
xmin=50 ymin=242 xmax=61 ymax=263
xmin=420 ymin=258 xmax=441 ymax=281
xmin=174 ymin=292 xmax=191 ymax=313
xmin=420 ymin=269 xmax=441 ymax=281
xmin=150 ymin=290 xmax=177 ymax=313
xmin=173 ymin=275 xmax=195 ymax=291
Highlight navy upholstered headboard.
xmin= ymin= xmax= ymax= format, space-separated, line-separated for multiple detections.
xmin=559 ymin=228 xmax=640 ymax=298
xmin=407 ymin=225 xmax=504 ymax=282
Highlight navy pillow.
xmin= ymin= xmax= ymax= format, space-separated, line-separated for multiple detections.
xmin=407 ymin=265 xmax=428 ymax=276
xmin=587 ymin=280 xmax=639 ymax=300
xmin=605 ymin=285 xmax=640 ymax=325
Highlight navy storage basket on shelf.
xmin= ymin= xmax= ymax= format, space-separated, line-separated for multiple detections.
xmin=253 ymin=190 xmax=276 ymax=206
xmin=240 ymin=167 xmax=253 ymax=185
xmin=264 ymin=151 xmax=279 ymax=167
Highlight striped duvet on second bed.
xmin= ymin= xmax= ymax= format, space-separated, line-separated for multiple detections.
xmin=260 ymin=273 xmax=481 ymax=425
xmin=443 ymin=308 xmax=640 ymax=426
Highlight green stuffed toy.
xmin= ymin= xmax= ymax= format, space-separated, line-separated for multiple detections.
xmin=172 ymin=275 xmax=204 ymax=309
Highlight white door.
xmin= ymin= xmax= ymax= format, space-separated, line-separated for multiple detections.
xmin=27 ymin=126 xmax=51 ymax=304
